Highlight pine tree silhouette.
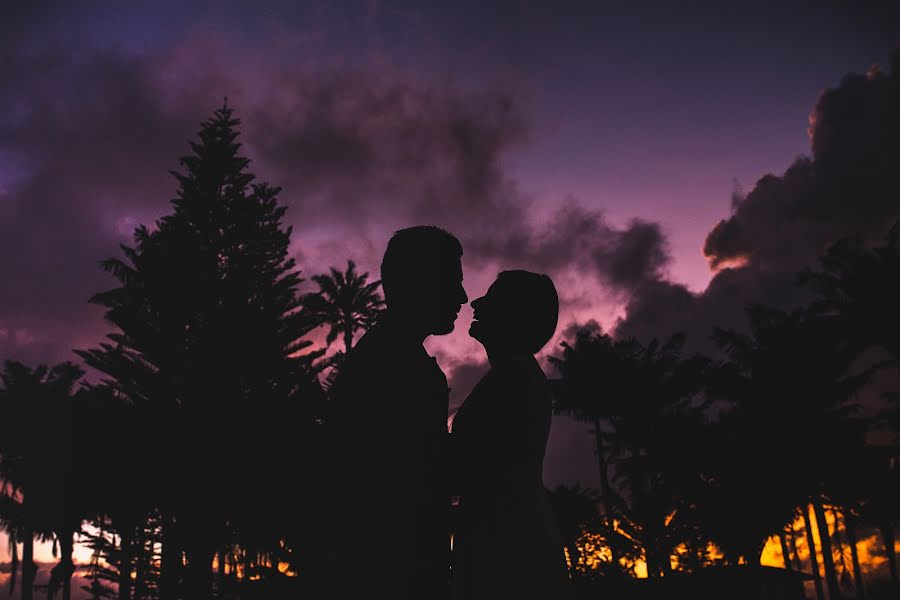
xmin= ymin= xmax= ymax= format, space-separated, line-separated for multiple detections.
xmin=78 ymin=102 xmax=323 ymax=600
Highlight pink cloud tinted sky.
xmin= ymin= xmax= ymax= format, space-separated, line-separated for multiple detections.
xmin=1 ymin=0 xmax=899 ymax=490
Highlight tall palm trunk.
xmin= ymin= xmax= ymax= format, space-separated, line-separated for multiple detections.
xmin=343 ymin=327 xmax=353 ymax=355
xmin=660 ymin=546 xmax=673 ymax=577
xmin=644 ymin=518 xmax=668 ymax=580
xmin=645 ymin=549 xmax=660 ymax=580
xmin=59 ymin=530 xmax=75 ymax=600
xmin=133 ymin=526 xmax=146 ymax=600
xmin=592 ymin=418 xmax=617 ymax=563
xmin=117 ymin=527 xmax=134 ymax=600
xmin=564 ymin=540 xmax=581 ymax=574
xmin=8 ymin=536 xmax=19 ymax=596
xmin=216 ymin=548 xmax=227 ymax=598
xmin=830 ymin=508 xmax=850 ymax=592
xmin=787 ymin=525 xmax=803 ymax=571
xmin=812 ymin=500 xmax=841 ymax=600
xmin=878 ymin=518 xmax=897 ymax=586
xmin=183 ymin=540 xmax=214 ymax=600
xmin=159 ymin=517 xmax=180 ymax=600
xmin=843 ymin=511 xmax=865 ymax=600
xmin=21 ymin=525 xmax=35 ymax=600
xmin=229 ymin=549 xmax=239 ymax=585
xmin=780 ymin=533 xmax=793 ymax=572
xmin=803 ymin=505 xmax=825 ymax=600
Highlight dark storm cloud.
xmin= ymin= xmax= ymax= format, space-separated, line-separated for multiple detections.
xmin=593 ymin=219 xmax=669 ymax=290
xmin=242 ymin=70 xmax=534 ymax=248
xmin=0 ymin=38 xmax=536 ymax=365
xmin=468 ymin=200 xmax=670 ymax=293
xmin=232 ymin=65 xmax=672 ymax=292
xmin=705 ymin=53 xmax=900 ymax=269
xmin=0 ymin=46 xmax=216 ymax=364
xmin=614 ymin=49 xmax=900 ymax=351
xmin=0 ymin=35 xmax=679 ymax=366
xmin=613 ymin=265 xmax=805 ymax=352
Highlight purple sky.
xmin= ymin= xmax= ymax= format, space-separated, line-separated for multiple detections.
xmin=2 ymin=1 xmax=899 ymax=490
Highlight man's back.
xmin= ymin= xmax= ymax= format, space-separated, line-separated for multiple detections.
xmin=324 ymin=316 xmax=451 ymax=597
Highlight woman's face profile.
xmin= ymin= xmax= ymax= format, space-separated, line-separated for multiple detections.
xmin=469 ymin=276 xmax=522 ymax=353
xmin=469 ymin=271 xmax=559 ymax=357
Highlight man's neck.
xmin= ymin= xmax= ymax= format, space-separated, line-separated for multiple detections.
xmin=380 ymin=308 xmax=429 ymax=346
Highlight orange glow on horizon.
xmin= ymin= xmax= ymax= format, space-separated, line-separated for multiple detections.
xmin=760 ymin=504 xmax=899 ymax=597
xmin=2 ymin=505 xmax=896 ymax=590
xmin=570 ymin=531 xmax=649 ymax=578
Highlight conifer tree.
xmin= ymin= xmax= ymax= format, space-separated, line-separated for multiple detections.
xmin=78 ymin=102 xmax=323 ymax=600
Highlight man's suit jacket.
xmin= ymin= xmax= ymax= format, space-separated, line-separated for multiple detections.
xmin=324 ymin=316 xmax=450 ymax=597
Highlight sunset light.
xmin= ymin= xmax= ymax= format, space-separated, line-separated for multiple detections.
xmin=2 ymin=2 xmax=899 ymax=600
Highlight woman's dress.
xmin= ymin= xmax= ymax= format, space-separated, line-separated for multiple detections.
xmin=450 ymin=356 xmax=571 ymax=600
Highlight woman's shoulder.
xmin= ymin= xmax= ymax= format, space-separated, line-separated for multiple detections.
xmin=490 ymin=356 xmax=550 ymax=402
xmin=493 ymin=355 xmax=546 ymax=381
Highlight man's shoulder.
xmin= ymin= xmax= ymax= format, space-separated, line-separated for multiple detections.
xmin=336 ymin=325 xmax=438 ymax=389
xmin=351 ymin=323 xmax=437 ymax=367
xmin=344 ymin=324 xmax=406 ymax=373
xmin=336 ymin=342 xmax=447 ymax=416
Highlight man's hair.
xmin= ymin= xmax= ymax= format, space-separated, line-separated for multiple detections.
xmin=381 ymin=226 xmax=463 ymax=304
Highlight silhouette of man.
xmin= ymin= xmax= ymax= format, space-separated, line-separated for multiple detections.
xmin=322 ymin=226 xmax=467 ymax=600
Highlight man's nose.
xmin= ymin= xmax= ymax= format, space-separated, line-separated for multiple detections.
xmin=459 ymin=286 xmax=468 ymax=305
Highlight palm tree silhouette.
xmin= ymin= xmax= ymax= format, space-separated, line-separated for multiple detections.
xmin=0 ymin=493 xmax=25 ymax=597
xmin=70 ymin=385 xmax=161 ymax=600
xmin=803 ymin=224 xmax=900 ymax=590
xmin=302 ymin=260 xmax=385 ymax=355
xmin=605 ymin=334 xmax=710 ymax=579
xmin=803 ymin=222 xmax=900 ymax=362
xmin=549 ymin=327 xmax=639 ymax=565
xmin=546 ymin=484 xmax=600 ymax=575
xmin=711 ymin=306 xmax=876 ymax=599
xmin=551 ymin=329 xmax=710 ymax=579
xmin=0 ymin=361 xmax=84 ymax=600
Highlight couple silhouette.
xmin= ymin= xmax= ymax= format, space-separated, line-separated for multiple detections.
xmin=320 ymin=226 xmax=570 ymax=600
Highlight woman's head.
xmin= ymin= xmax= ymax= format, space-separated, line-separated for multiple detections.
xmin=469 ymin=270 xmax=559 ymax=356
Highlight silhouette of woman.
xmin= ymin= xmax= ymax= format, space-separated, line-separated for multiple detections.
xmin=450 ymin=270 xmax=571 ymax=600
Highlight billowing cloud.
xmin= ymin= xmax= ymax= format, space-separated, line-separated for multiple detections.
xmin=0 ymin=40 xmax=531 ymax=364
xmin=0 ymin=33 xmax=674 ymax=369
xmin=469 ymin=200 xmax=670 ymax=290
xmin=613 ymin=48 xmax=900 ymax=352
xmin=0 ymin=47 xmax=210 ymax=365
xmin=246 ymin=73 xmax=528 ymax=235
xmin=705 ymin=51 xmax=900 ymax=271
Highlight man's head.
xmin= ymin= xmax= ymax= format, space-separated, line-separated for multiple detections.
xmin=381 ymin=226 xmax=467 ymax=336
